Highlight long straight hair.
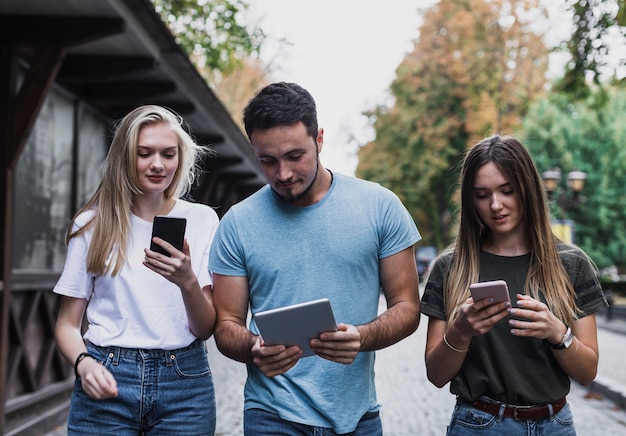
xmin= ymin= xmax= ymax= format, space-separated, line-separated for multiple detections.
xmin=444 ymin=135 xmax=578 ymax=326
xmin=67 ymin=105 xmax=208 ymax=276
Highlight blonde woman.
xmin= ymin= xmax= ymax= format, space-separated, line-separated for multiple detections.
xmin=421 ymin=135 xmax=607 ymax=435
xmin=54 ymin=105 xmax=218 ymax=435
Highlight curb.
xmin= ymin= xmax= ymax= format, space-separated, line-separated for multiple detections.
xmin=587 ymin=376 xmax=626 ymax=410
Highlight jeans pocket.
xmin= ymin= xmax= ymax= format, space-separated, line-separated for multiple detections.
xmin=171 ymin=347 xmax=211 ymax=379
xmin=553 ymin=403 xmax=574 ymax=426
xmin=85 ymin=343 xmax=114 ymax=370
xmin=449 ymin=402 xmax=498 ymax=432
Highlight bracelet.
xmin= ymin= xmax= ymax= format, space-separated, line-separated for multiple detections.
xmin=558 ymin=336 xmax=581 ymax=361
xmin=74 ymin=352 xmax=95 ymax=379
xmin=443 ymin=333 xmax=469 ymax=353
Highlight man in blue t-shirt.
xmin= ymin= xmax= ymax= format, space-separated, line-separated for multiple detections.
xmin=209 ymin=82 xmax=422 ymax=435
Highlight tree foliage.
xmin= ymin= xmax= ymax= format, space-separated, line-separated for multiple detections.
xmin=555 ymin=0 xmax=626 ymax=101
xmin=151 ymin=0 xmax=264 ymax=75
xmin=150 ymin=0 xmax=271 ymax=130
xmin=212 ymin=57 xmax=270 ymax=130
xmin=522 ymin=87 xmax=626 ymax=269
xmin=356 ymin=0 xmax=549 ymax=249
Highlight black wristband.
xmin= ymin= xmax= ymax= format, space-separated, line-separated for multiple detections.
xmin=74 ymin=352 xmax=95 ymax=379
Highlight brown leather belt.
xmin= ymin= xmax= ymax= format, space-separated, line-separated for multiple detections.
xmin=462 ymin=397 xmax=567 ymax=421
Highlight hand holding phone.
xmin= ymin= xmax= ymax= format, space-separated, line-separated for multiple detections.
xmin=469 ymin=280 xmax=511 ymax=304
xmin=150 ymin=216 xmax=186 ymax=257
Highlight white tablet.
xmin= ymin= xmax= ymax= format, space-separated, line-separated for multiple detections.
xmin=253 ymin=298 xmax=338 ymax=358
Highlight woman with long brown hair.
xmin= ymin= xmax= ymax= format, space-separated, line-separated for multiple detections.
xmin=421 ymin=135 xmax=607 ymax=435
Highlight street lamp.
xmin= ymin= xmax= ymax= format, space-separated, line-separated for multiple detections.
xmin=541 ymin=168 xmax=562 ymax=193
xmin=541 ymin=167 xmax=587 ymax=243
xmin=567 ymin=170 xmax=587 ymax=200
xmin=541 ymin=167 xmax=587 ymax=204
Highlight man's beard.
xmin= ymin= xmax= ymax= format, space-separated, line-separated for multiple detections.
xmin=273 ymin=156 xmax=319 ymax=204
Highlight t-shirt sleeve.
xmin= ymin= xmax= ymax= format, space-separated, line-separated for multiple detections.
xmin=420 ymin=254 xmax=450 ymax=320
xmin=379 ymin=188 xmax=421 ymax=259
xmin=208 ymin=210 xmax=247 ymax=277
xmin=562 ymin=245 xmax=608 ymax=316
xmin=53 ymin=225 xmax=94 ymax=299
xmin=198 ymin=209 xmax=219 ymax=288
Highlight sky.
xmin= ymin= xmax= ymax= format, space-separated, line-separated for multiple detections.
xmin=245 ymin=0 xmax=437 ymax=176
xmin=244 ymin=1 xmax=573 ymax=176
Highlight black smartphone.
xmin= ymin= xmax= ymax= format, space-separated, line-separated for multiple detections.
xmin=150 ymin=216 xmax=187 ymax=257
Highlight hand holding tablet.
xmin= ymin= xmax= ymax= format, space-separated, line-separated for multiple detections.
xmin=253 ymin=298 xmax=338 ymax=358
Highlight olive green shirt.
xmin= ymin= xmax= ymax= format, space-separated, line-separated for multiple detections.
xmin=421 ymin=243 xmax=607 ymax=405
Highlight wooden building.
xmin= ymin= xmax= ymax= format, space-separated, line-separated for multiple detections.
xmin=0 ymin=0 xmax=265 ymax=433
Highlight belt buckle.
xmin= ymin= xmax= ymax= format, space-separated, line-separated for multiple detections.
xmin=512 ymin=405 xmax=532 ymax=421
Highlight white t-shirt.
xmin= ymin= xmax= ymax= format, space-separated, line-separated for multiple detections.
xmin=54 ymin=199 xmax=219 ymax=349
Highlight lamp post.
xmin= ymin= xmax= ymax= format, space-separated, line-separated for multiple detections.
xmin=541 ymin=167 xmax=587 ymax=243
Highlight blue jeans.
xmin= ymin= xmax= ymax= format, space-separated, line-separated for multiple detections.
xmin=244 ymin=408 xmax=382 ymax=436
xmin=68 ymin=339 xmax=216 ymax=435
xmin=447 ymin=398 xmax=575 ymax=435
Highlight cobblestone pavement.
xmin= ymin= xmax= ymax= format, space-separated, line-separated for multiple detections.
xmin=208 ymin=297 xmax=626 ymax=435
xmin=45 ymin=299 xmax=626 ymax=435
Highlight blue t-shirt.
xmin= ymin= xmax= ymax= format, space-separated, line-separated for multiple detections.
xmin=209 ymin=173 xmax=421 ymax=433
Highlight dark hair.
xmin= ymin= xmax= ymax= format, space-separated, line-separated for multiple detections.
xmin=443 ymin=135 xmax=579 ymax=326
xmin=243 ymin=82 xmax=319 ymax=140
xmin=459 ymin=135 xmax=548 ymax=248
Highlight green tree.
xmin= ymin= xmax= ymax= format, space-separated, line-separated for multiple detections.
xmin=357 ymin=0 xmax=549 ymax=249
xmin=150 ymin=0 xmax=270 ymax=130
xmin=522 ymin=87 xmax=626 ymax=269
xmin=151 ymin=0 xmax=264 ymax=75
xmin=555 ymin=0 xmax=626 ymax=101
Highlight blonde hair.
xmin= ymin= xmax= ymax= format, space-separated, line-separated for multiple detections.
xmin=67 ymin=105 xmax=209 ymax=275
xmin=444 ymin=135 xmax=579 ymax=327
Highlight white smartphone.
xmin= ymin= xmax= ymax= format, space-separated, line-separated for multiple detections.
xmin=150 ymin=216 xmax=187 ymax=257
xmin=469 ymin=280 xmax=511 ymax=304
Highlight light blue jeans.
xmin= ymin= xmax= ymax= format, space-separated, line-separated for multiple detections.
xmin=244 ymin=408 xmax=382 ymax=436
xmin=68 ymin=339 xmax=216 ymax=435
xmin=447 ymin=398 xmax=576 ymax=435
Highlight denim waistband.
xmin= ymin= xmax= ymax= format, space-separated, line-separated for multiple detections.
xmin=86 ymin=338 xmax=205 ymax=365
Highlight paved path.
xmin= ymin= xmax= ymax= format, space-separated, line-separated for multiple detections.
xmin=208 ymin=299 xmax=626 ymax=435
xmin=45 ymin=301 xmax=626 ymax=435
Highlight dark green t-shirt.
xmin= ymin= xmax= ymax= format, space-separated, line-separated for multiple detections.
xmin=421 ymin=243 xmax=607 ymax=405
